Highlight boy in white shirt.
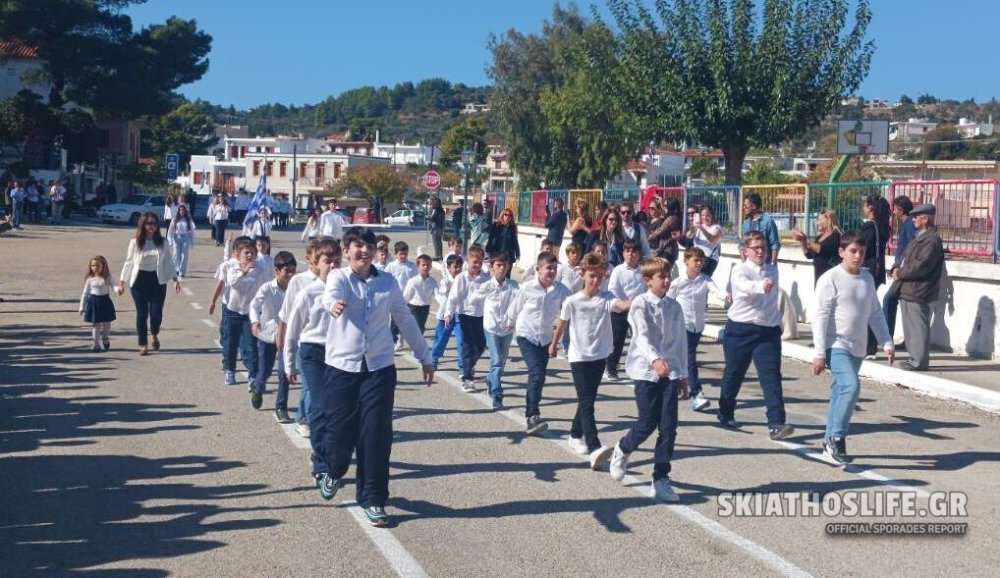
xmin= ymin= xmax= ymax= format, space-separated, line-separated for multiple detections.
xmin=588 ymin=240 xmax=613 ymax=291
xmin=319 ymin=227 xmax=434 ymax=527
xmin=283 ymin=239 xmax=341 ymax=483
xmin=667 ymin=247 xmax=729 ymax=412
xmin=402 ymin=254 xmax=437 ymax=334
xmin=717 ymin=231 xmax=794 ymax=440
xmin=446 ymin=245 xmax=490 ymax=392
xmin=222 ymin=236 xmax=268 ymax=386
xmin=430 ymin=254 xmax=465 ymax=375
xmin=255 ymin=236 xmax=274 ymax=281
xmin=551 ymin=253 xmax=630 ymax=469
xmin=507 ymin=251 xmax=573 ymax=435
xmin=374 ymin=245 xmax=390 ymax=272
xmin=386 ymin=241 xmax=419 ymax=349
xmin=474 ymin=253 xmax=519 ymax=411
xmin=521 ymin=239 xmax=558 ymax=283
xmin=249 ymin=251 xmax=296 ymax=411
xmin=812 ymin=232 xmax=894 ymax=466
xmin=319 ymin=198 xmax=344 ymax=240
xmin=444 ymin=235 xmax=462 ymax=260
xmin=244 ymin=206 xmax=272 ymax=239
xmin=608 ymin=257 xmax=688 ymax=502
xmin=605 ymin=239 xmax=645 ymax=382
xmin=557 ymin=242 xmax=584 ymax=355
xmin=276 ymin=240 xmax=322 ymax=430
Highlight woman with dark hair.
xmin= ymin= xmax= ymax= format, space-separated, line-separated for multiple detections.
xmin=117 ymin=212 xmax=181 ymax=355
xmin=648 ymin=198 xmax=683 ymax=263
xmin=568 ymin=201 xmax=593 ymax=250
xmin=860 ymin=195 xmax=891 ymax=356
xmin=586 ymin=209 xmax=625 ymax=266
xmin=688 ymin=205 xmax=723 ymax=276
xmin=429 ymin=196 xmax=446 ymax=260
xmin=486 ymin=208 xmax=520 ymax=267
xmin=166 ymin=204 xmax=196 ymax=279
xmin=208 ymin=195 xmax=230 ymax=247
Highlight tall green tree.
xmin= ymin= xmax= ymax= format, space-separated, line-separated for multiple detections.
xmin=438 ymin=117 xmax=487 ymax=167
xmin=145 ymin=102 xmax=217 ymax=167
xmin=605 ymin=0 xmax=874 ymax=184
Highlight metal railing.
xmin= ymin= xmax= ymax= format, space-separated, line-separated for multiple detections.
xmin=889 ymin=180 xmax=998 ymax=257
xmin=807 ymin=181 xmax=890 ymax=236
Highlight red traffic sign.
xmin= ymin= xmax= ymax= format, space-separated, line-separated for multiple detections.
xmin=422 ymin=170 xmax=441 ymax=190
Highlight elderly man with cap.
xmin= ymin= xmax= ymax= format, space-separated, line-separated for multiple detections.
xmin=891 ymin=203 xmax=945 ymax=371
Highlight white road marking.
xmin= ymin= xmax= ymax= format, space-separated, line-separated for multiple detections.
xmin=401 ymin=354 xmax=816 ymax=578
xmin=342 ymin=500 xmax=433 ymax=578
xmin=182 ymin=287 xmax=194 ymax=297
xmin=190 ymin=302 xmax=203 ymax=310
xmin=201 ymin=319 xmax=218 ymax=328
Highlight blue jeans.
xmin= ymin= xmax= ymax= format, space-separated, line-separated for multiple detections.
xmin=825 ymin=348 xmax=863 ymax=440
xmin=318 ymin=363 xmax=398 ymax=508
xmin=718 ymin=321 xmax=786 ymax=427
xmin=10 ymin=201 xmax=22 ymax=228
xmin=253 ymin=340 xmax=289 ymax=409
xmin=686 ymin=330 xmax=703 ymax=395
xmin=431 ymin=319 xmax=464 ymax=375
xmin=619 ymin=378 xmax=679 ymax=480
xmin=299 ymin=343 xmax=325 ymax=476
xmin=222 ymin=308 xmax=258 ymax=378
xmin=516 ymin=336 xmax=550 ymax=418
xmin=484 ymin=331 xmax=513 ymax=400
xmin=173 ymin=236 xmax=191 ymax=277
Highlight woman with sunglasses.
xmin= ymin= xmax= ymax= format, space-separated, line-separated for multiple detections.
xmin=486 ymin=209 xmax=520 ymax=270
xmin=117 ymin=212 xmax=182 ymax=355
xmin=586 ymin=209 xmax=625 ymax=266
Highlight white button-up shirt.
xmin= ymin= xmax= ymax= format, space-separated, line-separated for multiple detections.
xmin=249 ymin=280 xmax=285 ymax=344
xmin=279 ymin=270 xmax=318 ymax=323
xmin=475 ymin=277 xmax=520 ymax=336
xmin=385 ymin=260 xmax=418 ymax=291
xmin=559 ymin=290 xmax=617 ymax=362
xmin=508 ymin=279 xmax=573 ymax=346
xmin=667 ymin=273 xmax=728 ymax=333
xmin=403 ymin=275 xmax=438 ymax=307
xmin=448 ymin=269 xmax=491 ymax=317
xmin=727 ymin=261 xmax=782 ymax=328
xmin=625 ymin=291 xmax=688 ymax=382
xmin=319 ymin=210 xmax=344 ymax=239
xmin=282 ymin=280 xmax=329 ymax=375
xmin=322 ymin=266 xmax=432 ymax=372
xmin=557 ymin=263 xmax=582 ymax=292
xmin=435 ymin=273 xmax=457 ymax=321
xmin=608 ymin=262 xmax=645 ymax=301
xmin=224 ymin=260 xmax=270 ymax=315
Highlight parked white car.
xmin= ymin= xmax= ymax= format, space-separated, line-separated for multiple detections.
xmin=384 ymin=209 xmax=426 ymax=227
xmin=98 ymin=194 xmax=165 ymax=226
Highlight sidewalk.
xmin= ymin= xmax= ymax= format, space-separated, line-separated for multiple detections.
xmin=703 ymin=309 xmax=1000 ymax=414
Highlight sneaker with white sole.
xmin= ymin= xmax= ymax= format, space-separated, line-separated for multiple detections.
xmin=691 ymin=394 xmax=710 ymax=411
xmin=768 ymin=424 xmax=795 ymax=440
xmin=603 ymin=370 xmax=620 ymax=383
xmin=394 ymin=341 xmax=403 ymax=352
xmin=525 ymin=415 xmax=548 ymax=436
xmin=296 ymin=422 xmax=311 ymax=438
xmin=319 ymin=474 xmax=342 ymax=501
xmin=652 ymin=478 xmax=680 ymax=502
xmin=589 ymin=446 xmax=614 ymax=471
xmin=460 ymin=379 xmax=476 ymax=393
xmin=609 ymin=444 xmax=629 ymax=481
xmin=823 ymin=436 xmax=853 ymax=466
xmin=363 ymin=505 xmax=390 ymax=527
xmin=567 ymin=436 xmax=589 ymax=455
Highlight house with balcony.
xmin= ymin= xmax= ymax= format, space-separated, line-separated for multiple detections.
xmin=485 ymin=144 xmax=516 ymax=194
xmin=371 ymin=131 xmax=434 ymax=166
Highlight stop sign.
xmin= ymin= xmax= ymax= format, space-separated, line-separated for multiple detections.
xmin=422 ymin=170 xmax=441 ymax=190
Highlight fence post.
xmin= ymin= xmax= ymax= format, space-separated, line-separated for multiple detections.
xmin=803 ymin=183 xmax=812 ymax=236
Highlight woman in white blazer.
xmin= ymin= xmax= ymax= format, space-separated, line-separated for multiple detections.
xmin=117 ymin=212 xmax=182 ymax=355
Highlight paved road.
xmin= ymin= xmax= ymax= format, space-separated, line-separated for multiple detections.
xmin=1 ymin=222 xmax=998 ymax=578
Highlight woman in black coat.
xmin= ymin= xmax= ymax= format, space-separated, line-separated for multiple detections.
xmin=485 ymin=207 xmax=520 ymax=264
xmin=860 ymin=195 xmax=891 ymax=356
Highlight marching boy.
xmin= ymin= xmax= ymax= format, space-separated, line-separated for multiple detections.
xmin=474 ymin=252 xmax=519 ymax=411
xmin=402 ymin=254 xmax=438 ymax=335
xmin=222 ymin=236 xmax=267 ymax=386
xmin=320 ymin=227 xmax=434 ymax=528
xmin=446 ymin=245 xmax=490 ymax=392
xmin=608 ymin=257 xmax=688 ymax=502
xmin=249 ymin=250 xmax=296 ymax=410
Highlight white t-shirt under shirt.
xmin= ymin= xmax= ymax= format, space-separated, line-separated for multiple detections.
xmin=559 ymin=290 xmax=617 ymax=362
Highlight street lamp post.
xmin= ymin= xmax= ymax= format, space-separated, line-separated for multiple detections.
xmin=461 ymin=146 xmax=477 ymax=249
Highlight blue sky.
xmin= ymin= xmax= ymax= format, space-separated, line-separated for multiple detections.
xmin=126 ymin=0 xmax=999 ymax=109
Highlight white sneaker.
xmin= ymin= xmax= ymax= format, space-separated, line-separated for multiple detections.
xmin=589 ymin=446 xmax=614 ymax=471
xmin=461 ymin=379 xmax=476 ymax=393
xmin=296 ymin=422 xmax=311 ymax=438
xmin=691 ymin=394 xmax=710 ymax=411
xmin=603 ymin=371 xmax=619 ymax=383
xmin=652 ymin=478 xmax=680 ymax=502
xmin=567 ymin=436 xmax=589 ymax=455
xmin=394 ymin=341 xmax=403 ymax=352
xmin=609 ymin=444 xmax=629 ymax=482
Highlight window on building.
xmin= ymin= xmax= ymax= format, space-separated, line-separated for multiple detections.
xmin=266 ymin=146 xmax=275 ymax=154
xmin=333 ymin=163 xmax=342 ymax=179
xmin=240 ymin=146 xmax=247 ymax=158
xmin=315 ymin=163 xmax=325 ymax=181
xmin=266 ymin=161 xmax=274 ymax=176
xmin=494 ymin=159 xmax=501 ymax=169
xmin=299 ymin=162 xmax=307 ymax=178
xmin=252 ymin=160 xmax=260 ymax=176
xmin=230 ymin=146 xmax=238 ymax=159
xmin=279 ymin=161 xmax=287 ymax=177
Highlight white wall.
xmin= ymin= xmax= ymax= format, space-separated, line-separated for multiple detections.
xmin=513 ymin=225 xmax=1000 ymax=360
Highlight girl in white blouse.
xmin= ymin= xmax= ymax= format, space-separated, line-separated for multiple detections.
xmin=117 ymin=212 xmax=181 ymax=355
xmin=80 ymin=255 xmax=117 ymax=352
xmin=167 ymin=204 xmax=196 ymax=278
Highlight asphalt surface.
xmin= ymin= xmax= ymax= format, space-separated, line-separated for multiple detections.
xmin=1 ymin=221 xmax=998 ymax=578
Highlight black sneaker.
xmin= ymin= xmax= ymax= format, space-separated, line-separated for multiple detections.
xmin=768 ymin=424 xmax=795 ymax=440
xmin=526 ymin=415 xmax=549 ymax=436
xmin=250 ymin=390 xmax=263 ymax=410
xmin=716 ymin=414 xmax=740 ymax=429
xmin=312 ymin=472 xmax=324 ymax=488
xmin=102 ymin=339 xmax=110 ymax=351
xmin=363 ymin=505 xmax=390 ymax=527
xmin=492 ymin=397 xmax=504 ymax=411
xmin=319 ymin=474 xmax=342 ymax=501
xmin=823 ymin=437 xmax=853 ymax=466
xmin=274 ymin=408 xmax=294 ymax=424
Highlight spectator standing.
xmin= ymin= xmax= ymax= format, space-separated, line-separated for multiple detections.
xmin=791 ymin=210 xmax=842 ymax=286
xmin=860 ymin=195 xmax=891 ymax=357
xmin=429 ymin=197 xmax=446 ymax=260
xmin=618 ymin=201 xmax=652 ymax=257
xmin=740 ymin=193 xmax=780 ymax=268
xmin=485 ymin=208 xmax=520 ymax=266
xmin=892 ymin=204 xmax=945 ymax=371
xmin=883 ymin=195 xmax=916 ymax=341
xmin=688 ymin=205 xmax=723 ymax=277
xmin=586 ymin=210 xmax=625 ymax=266
xmin=469 ymin=202 xmax=490 ymax=249
xmin=568 ymin=201 xmax=593 ymax=250
xmin=544 ymin=197 xmax=569 ymax=251
xmin=49 ymin=179 xmax=67 ymax=225
xmin=451 ymin=200 xmax=466 ymax=246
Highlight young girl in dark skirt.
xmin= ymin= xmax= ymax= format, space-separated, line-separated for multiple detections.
xmin=80 ymin=255 xmax=117 ymax=352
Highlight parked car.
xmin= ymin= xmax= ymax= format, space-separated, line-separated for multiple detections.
xmin=98 ymin=194 xmax=165 ymax=226
xmin=384 ymin=209 xmax=426 ymax=227
xmin=352 ymin=207 xmax=375 ymax=224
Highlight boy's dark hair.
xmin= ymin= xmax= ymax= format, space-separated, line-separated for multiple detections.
xmin=375 ymin=233 xmax=391 ymax=245
xmin=315 ymin=239 xmax=341 ymax=260
xmin=416 ymin=254 xmax=432 ymax=265
xmin=490 ymin=252 xmax=511 ymax=264
xmin=745 ymin=193 xmax=763 ymax=209
xmin=589 ymin=240 xmax=608 ymax=252
xmin=839 ymin=231 xmax=865 ymax=250
xmin=394 ymin=241 xmax=409 ymax=253
xmin=304 ymin=239 xmax=320 ymax=257
xmin=273 ymin=251 xmax=297 ymax=270
xmin=343 ymin=226 xmax=377 ymax=248
xmin=580 ymin=252 xmax=606 ymax=272
xmin=623 ymin=238 xmax=640 ymax=252
xmin=683 ymin=246 xmax=706 ymax=261
xmin=540 ymin=239 xmax=555 ymax=250
xmin=445 ymin=234 xmax=458 ymax=245
xmin=255 ymin=235 xmax=271 ymax=245
xmin=536 ymin=251 xmax=558 ymax=266
xmin=894 ymin=195 xmax=913 ymax=214
xmin=445 ymin=254 xmax=464 ymax=268
xmin=233 ymin=236 xmax=255 ymax=252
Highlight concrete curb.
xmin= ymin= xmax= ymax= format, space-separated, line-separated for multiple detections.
xmin=702 ymin=323 xmax=1000 ymax=414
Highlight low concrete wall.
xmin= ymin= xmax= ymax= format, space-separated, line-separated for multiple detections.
xmin=513 ymin=225 xmax=1000 ymax=361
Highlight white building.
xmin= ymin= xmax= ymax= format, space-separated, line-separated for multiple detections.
xmin=607 ymin=151 xmax=685 ymax=189
xmin=461 ymin=103 xmax=491 ymax=115
xmin=889 ymin=118 xmax=939 ymax=142
xmin=372 ymin=131 xmax=435 ymax=166
xmin=774 ymin=155 xmax=833 ymax=178
xmin=0 ymin=41 xmax=49 ymax=101
xmin=957 ymin=117 xmax=994 ymax=139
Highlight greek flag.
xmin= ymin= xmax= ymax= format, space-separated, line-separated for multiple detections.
xmin=243 ymin=167 xmax=267 ymax=228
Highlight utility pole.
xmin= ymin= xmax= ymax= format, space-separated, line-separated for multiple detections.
xmin=292 ymin=144 xmax=297 ymax=219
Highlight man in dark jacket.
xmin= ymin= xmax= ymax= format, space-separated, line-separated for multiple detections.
xmin=544 ymin=197 xmax=568 ymax=251
xmin=892 ymin=203 xmax=945 ymax=371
